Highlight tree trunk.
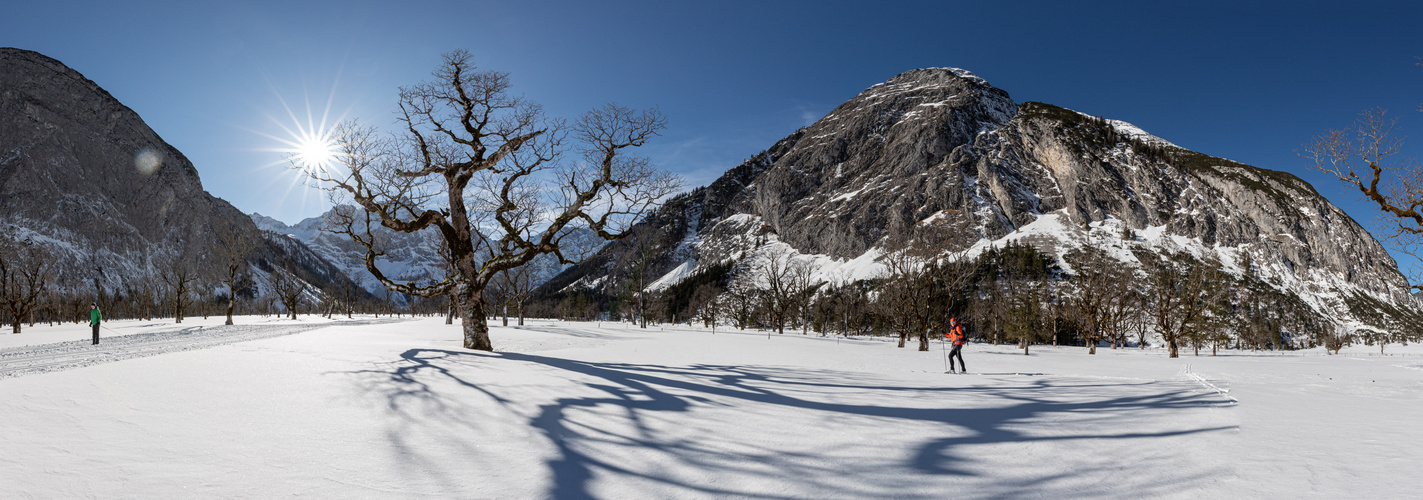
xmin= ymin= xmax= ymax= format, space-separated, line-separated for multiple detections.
xmin=1089 ymin=338 xmax=1097 ymax=355
xmin=456 ymin=284 xmax=493 ymax=351
xmin=1168 ymin=338 xmax=1180 ymax=358
xmin=225 ymin=297 xmax=235 ymax=325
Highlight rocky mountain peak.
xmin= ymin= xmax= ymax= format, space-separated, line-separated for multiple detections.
xmin=536 ymin=66 xmax=1419 ymax=329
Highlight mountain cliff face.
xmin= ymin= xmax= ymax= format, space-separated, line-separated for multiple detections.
xmin=0 ymin=48 xmax=352 ymax=294
xmin=539 ymin=67 xmax=1415 ymax=323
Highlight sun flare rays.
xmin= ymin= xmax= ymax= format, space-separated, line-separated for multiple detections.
xmin=246 ymin=74 xmax=358 ymax=216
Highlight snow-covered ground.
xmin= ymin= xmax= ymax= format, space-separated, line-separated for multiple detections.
xmin=2 ymin=318 xmax=1420 ymax=498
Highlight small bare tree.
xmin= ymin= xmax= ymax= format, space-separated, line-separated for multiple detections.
xmin=789 ymin=259 xmax=818 ymax=335
xmin=876 ymin=264 xmax=920 ymax=348
xmin=212 ymin=223 xmax=257 ymax=325
xmin=1065 ymin=245 xmax=1133 ymax=354
xmin=623 ymin=241 xmax=657 ymax=328
xmin=756 ymin=246 xmax=797 ymax=335
xmin=264 ymin=268 xmax=307 ymax=320
xmin=723 ymin=276 xmax=757 ymax=331
xmin=307 ymin=51 xmax=680 ymax=350
xmin=0 ymin=238 xmax=53 ymax=334
xmin=692 ymin=283 xmax=720 ymax=330
xmin=1142 ymin=251 xmax=1227 ymax=358
xmin=157 ymin=252 xmax=199 ymax=323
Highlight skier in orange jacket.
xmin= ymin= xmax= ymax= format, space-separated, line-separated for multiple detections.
xmin=945 ymin=317 xmax=966 ymax=373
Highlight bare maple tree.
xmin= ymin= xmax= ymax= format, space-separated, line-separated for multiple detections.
xmin=263 ymin=266 xmax=307 ymax=320
xmin=211 ymin=222 xmax=257 ymax=325
xmin=156 ymin=252 xmax=200 ymax=324
xmin=1141 ymin=251 xmax=1227 ymax=358
xmin=1305 ymin=109 xmax=1423 ymax=290
xmin=692 ymin=283 xmax=720 ymax=330
xmin=491 ymin=256 xmax=547 ymax=326
xmin=0 ymin=238 xmax=53 ymax=334
xmin=1064 ymin=245 xmax=1134 ymax=354
xmin=878 ymin=248 xmax=973 ymax=351
xmin=756 ymin=246 xmax=798 ymax=335
xmin=789 ymin=259 xmax=818 ymax=335
xmin=306 ymin=50 xmax=680 ymax=350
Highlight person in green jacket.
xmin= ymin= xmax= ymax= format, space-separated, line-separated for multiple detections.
xmin=90 ymin=302 xmax=102 ymax=345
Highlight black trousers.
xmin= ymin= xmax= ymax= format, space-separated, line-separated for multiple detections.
xmin=949 ymin=344 xmax=964 ymax=371
xmin=92 ymin=324 xmax=99 ymax=345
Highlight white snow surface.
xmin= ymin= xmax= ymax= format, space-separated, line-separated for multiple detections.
xmin=645 ymin=260 xmax=697 ymax=292
xmin=3 ymin=317 xmax=1421 ymax=498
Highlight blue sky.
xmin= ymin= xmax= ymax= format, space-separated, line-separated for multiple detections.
xmin=5 ymin=1 xmax=1422 ymax=252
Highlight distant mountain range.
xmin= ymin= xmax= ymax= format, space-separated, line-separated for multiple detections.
xmin=251 ymin=208 xmax=608 ymax=300
xmin=250 ymin=210 xmax=446 ymax=296
xmin=535 ymin=67 xmax=1418 ymax=327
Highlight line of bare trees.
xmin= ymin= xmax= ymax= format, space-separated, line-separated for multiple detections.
xmin=526 ymin=237 xmax=1393 ymax=359
xmin=0 ymin=226 xmax=474 ymax=334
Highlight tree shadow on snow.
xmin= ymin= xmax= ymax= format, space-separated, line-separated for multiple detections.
xmin=361 ymin=348 xmax=1234 ymax=499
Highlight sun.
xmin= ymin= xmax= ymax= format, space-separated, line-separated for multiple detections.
xmin=292 ymin=131 xmax=338 ymax=172
xmin=256 ymin=92 xmax=348 ymax=178
xmin=249 ymin=76 xmax=355 ymax=213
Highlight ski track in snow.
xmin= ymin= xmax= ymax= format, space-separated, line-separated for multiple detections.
xmin=1183 ymin=364 xmax=1238 ymax=404
xmin=0 ymin=319 xmax=401 ymax=379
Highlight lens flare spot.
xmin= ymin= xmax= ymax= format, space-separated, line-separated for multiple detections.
xmin=135 ymin=147 xmax=163 ymax=175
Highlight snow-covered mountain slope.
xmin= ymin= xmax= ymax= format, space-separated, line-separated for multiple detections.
xmin=0 ymin=48 xmax=355 ymax=295
xmin=538 ymin=67 xmax=1417 ymax=324
xmin=252 ymin=210 xmax=447 ymax=296
xmin=255 ymin=208 xmax=609 ymax=296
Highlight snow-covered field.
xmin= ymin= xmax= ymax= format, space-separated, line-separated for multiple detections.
xmin=2 ymin=317 xmax=1420 ymax=498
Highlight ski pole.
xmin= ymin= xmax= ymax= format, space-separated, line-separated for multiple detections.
xmin=941 ymin=330 xmax=949 ymax=372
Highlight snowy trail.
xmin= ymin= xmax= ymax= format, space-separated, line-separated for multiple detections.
xmin=1182 ymin=363 xmax=1239 ymax=404
xmin=0 ymin=319 xmax=401 ymax=379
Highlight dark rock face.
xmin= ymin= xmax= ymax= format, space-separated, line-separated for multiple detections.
xmin=539 ymin=67 xmax=1415 ymax=318
xmin=756 ymin=68 xmax=1018 ymax=258
xmin=0 ymin=48 xmax=352 ymax=293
